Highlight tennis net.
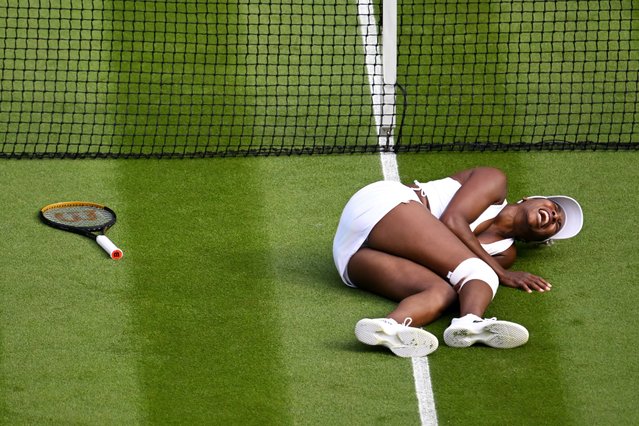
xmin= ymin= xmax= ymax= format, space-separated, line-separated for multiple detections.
xmin=1 ymin=0 xmax=637 ymax=158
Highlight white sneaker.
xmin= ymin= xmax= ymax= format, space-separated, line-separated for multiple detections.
xmin=443 ymin=314 xmax=529 ymax=349
xmin=355 ymin=318 xmax=439 ymax=357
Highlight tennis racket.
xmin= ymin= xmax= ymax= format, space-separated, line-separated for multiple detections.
xmin=40 ymin=201 xmax=123 ymax=260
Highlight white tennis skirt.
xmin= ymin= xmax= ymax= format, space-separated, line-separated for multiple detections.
xmin=332 ymin=180 xmax=420 ymax=287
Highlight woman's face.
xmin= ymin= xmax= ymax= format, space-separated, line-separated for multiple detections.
xmin=519 ymin=198 xmax=566 ymax=242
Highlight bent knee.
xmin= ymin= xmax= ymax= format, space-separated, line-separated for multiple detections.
xmin=447 ymin=258 xmax=499 ymax=298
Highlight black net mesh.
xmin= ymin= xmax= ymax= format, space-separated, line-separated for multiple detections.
xmin=1 ymin=0 xmax=637 ymax=158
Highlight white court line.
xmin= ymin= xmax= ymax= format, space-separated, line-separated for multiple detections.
xmin=412 ymin=357 xmax=438 ymax=425
xmin=356 ymin=2 xmax=438 ymax=425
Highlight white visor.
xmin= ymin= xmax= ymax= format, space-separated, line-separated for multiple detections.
xmin=527 ymin=195 xmax=584 ymax=240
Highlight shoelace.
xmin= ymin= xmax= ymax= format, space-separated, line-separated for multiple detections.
xmin=473 ymin=317 xmax=497 ymax=323
xmin=402 ymin=317 xmax=413 ymax=327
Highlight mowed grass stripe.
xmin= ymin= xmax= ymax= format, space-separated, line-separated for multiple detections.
xmin=117 ymin=159 xmax=291 ymax=424
xmin=398 ymin=153 xmax=574 ymax=425
xmin=398 ymin=152 xmax=639 ymax=425
xmin=259 ymin=155 xmax=429 ymax=424
xmin=0 ymin=161 xmax=142 ymax=424
xmin=519 ymin=153 xmax=639 ymax=425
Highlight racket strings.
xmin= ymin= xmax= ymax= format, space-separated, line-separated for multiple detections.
xmin=42 ymin=206 xmax=114 ymax=228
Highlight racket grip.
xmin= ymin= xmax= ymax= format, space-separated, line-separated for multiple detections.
xmin=96 ymin=235 xmax=123 ymax=260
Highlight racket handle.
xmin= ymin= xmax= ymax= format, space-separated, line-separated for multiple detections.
xmin=96 ymin=235 xmax=123 ymax=260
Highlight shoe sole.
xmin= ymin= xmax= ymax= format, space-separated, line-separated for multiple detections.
xmin=443 ymin=320 xmax=529 ymax=349
xmin=355 ymin=319 xmax=439 ymax=357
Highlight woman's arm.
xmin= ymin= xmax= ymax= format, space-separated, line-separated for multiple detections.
xmin=492 ymin=244 xmax=517 ymax=270
xmin=439 ymin=167 xmax=551 ymax=293
xmin=439 ymin=167 xmax=509 ymax=274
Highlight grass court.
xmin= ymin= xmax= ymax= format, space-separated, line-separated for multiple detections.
xmin=1 ymin=0 xmax=638 ymax=424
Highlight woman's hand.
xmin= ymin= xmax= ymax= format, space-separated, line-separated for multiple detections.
xmin=499 ymin=270 xmax=552 ymax=293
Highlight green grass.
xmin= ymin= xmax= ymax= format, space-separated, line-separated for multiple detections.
xmin=399 ymin=151 xmax=639 ymax=425
xmin=0 ymin=1 xmax=638 ymax=423
xmin=0 ymin=152 xmax=637 ymax=424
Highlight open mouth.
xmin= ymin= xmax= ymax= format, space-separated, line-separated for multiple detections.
xmin=538 ymin=208 xmax=551 ymax=227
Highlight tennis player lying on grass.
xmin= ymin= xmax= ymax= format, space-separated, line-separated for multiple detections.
xmin=333 ymin=167 xmax=583 ymax=357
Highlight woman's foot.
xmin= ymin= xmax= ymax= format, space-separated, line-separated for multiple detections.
xmin=443 ymin=314 xmax=529 ymax=348
xmin=355 ymin=317 xmax=439 ymax=357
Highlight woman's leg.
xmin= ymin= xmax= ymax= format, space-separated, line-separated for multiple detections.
xmin=348 ymin=247 xmax=457 ymax=326
xmin=367 ymin=201 xmax=477 ymax=276
xmin=363 ymin=201 xmax=496 ymax=318
xmin=348 ymin=200 xmax=528 ymax=351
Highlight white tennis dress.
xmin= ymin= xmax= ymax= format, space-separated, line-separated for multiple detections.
xmin=332 ymin=178 xmax=514 ymax=287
